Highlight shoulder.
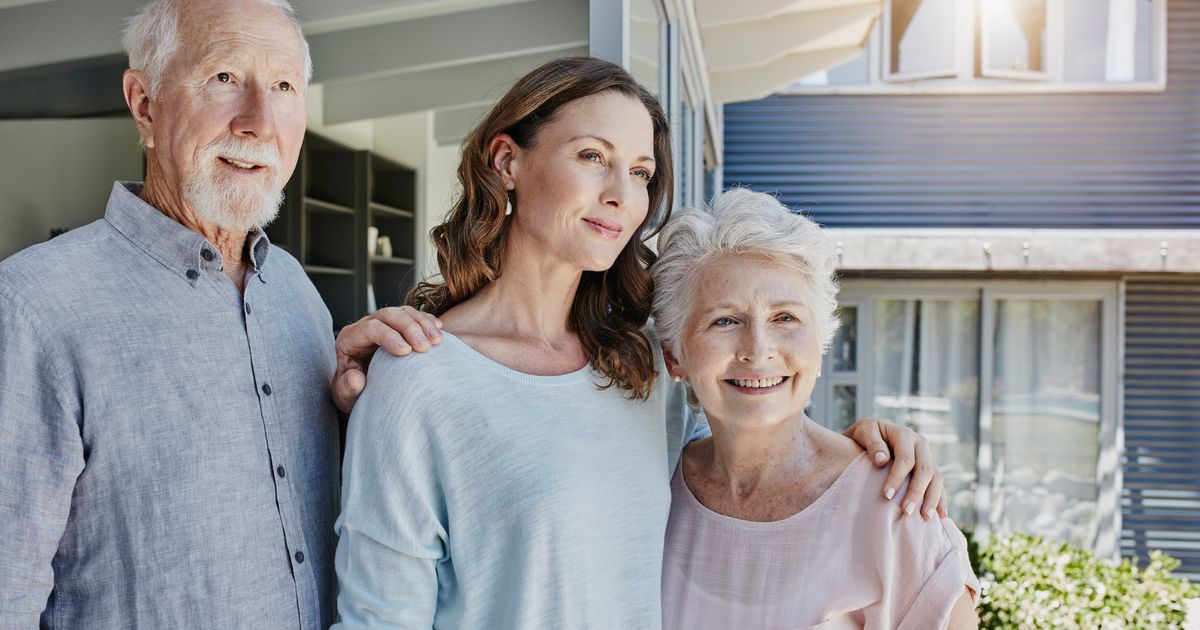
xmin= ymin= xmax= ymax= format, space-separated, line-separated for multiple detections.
xmin=0 ymin=220 xmax=116 ymax=302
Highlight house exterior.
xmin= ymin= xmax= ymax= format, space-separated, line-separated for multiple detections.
xmin=723 ymin=0 xmax=1200 ymax=578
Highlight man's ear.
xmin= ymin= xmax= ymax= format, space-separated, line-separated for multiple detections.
xmin=123 ymin=69 xmax=156 ymax=149
xmin=487 ymin=133 xmax=520 ymax=190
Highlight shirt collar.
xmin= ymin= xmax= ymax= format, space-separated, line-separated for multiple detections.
xmin=104 ymin=181 xmax=272 ymax=285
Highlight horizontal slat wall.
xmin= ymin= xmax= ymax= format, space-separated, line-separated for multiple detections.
xmin=721 ymin=0 xmax=1200 ymax=228
xmin=1121 ymin=276 xmax=1200 ymax=580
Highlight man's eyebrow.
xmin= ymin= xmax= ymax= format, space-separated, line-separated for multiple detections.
xmin=568 ymin=135 xmax=655 ymax=164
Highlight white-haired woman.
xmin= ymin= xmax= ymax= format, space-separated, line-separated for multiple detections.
xmin=653 ymin=189 xmax=979 ymax=629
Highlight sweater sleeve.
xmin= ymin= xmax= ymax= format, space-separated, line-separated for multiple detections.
xmin=333 ymin=350 xmax=448 ymax=629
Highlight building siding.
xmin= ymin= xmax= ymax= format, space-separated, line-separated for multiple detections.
xmin=1122 ymin=275 xmax=1200 ymax=580
xmin=722 ymin=0 xmax=1200 ymax=228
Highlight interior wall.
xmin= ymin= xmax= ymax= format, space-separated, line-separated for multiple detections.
xmin=0 ymin=117 xmax=143 ymax=261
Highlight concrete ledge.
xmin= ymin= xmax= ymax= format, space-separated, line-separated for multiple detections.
xmin=823 ymin=229 xmax=1200 ymax=274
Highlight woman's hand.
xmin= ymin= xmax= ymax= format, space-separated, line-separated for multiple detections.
xmin=844 ymin=417 xmax=948 ymax=520
xmin=332 ymin=306 xmax=444 ymax=414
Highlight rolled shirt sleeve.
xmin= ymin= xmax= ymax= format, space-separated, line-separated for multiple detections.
xmin=0 ymin=290 xmax=84 ymax=627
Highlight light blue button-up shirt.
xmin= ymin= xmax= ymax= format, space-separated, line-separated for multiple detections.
xmin=0 ymin=182 xmax=341 ymax=629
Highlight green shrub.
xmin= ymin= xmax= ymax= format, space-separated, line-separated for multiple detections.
xmin=966 ymin=531 xmax=1198 ymax=629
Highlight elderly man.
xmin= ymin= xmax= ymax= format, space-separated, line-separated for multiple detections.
xmin=0 ymin=0 xmax=437 ymax=627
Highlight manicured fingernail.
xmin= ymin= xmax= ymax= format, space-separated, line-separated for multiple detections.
xmin=884 ymin=488 xmax=895 ymax=500
xmin=904 ymin=502 xmax=915 ymax=515
xmin=873 ymin=451 xmax=888 ymax=465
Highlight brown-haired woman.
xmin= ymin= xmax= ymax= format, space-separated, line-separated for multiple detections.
xmin=332 ymin=57 xmax=944 ymax=628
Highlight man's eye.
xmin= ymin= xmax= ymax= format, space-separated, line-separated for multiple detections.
xmin=777 ymin=313 xmax=798 ymax=322
xmin=279 ymin=81 xmax=292 ymax=92
xmin=215 ymin=72 xmax=232 ymax=83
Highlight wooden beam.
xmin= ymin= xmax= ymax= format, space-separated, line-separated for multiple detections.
xmin=0 ymin=54 xmax=128 ymax=119
xmin=322 ymin=47 xmax=587 ymax=124
xmin=308 ymin=0 xmax=587 ymax=83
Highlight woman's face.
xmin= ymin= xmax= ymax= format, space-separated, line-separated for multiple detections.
xmin=501 ymin=90 xmax=656 ymax=272
xmin=672 ymin=254 xmax=823 ymax=432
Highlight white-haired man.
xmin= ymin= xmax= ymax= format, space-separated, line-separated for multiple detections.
xmin=0 ymin=0 xmax=438 ymax=627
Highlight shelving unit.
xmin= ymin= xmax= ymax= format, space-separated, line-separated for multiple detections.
xmin=267 ymin=132 xmax=418 ymax=329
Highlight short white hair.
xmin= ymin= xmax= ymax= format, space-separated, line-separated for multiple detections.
xmin=122 ymin=0 xmax=313 ymax=99
xmin=652 ymin=188 xmax=841 ymax=363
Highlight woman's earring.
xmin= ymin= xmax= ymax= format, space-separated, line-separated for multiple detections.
xmin=505 ymin=198 xmax=513 ymax=216
xmin=673 ymin=375 xmax=684 ymax=383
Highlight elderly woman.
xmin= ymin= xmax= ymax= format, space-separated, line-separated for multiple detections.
xmin=654 ymin=189 xmax=979 ymax=629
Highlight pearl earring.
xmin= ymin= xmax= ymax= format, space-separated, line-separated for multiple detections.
xmin=673 ymin=375 xmax=684 ymax=383
xmin=505 ymin=197 xmax=513 ymax=216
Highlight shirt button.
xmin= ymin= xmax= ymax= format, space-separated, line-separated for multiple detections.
xmin=294 ymin=550 xmax=305 ymax=563
xmin=245 ymin=302 xmax=252 ymax=315
xmin=201 ymin=249 xmax=215 ymax=262
xmin=186 ymin=269 xmax=199 ymax=280
xmin=261 ymin=383 xmax=272 ymax=396
xmin=276 ymin=465 xmax=286 ymax=478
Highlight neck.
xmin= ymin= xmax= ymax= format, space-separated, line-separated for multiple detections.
xmin=141 ymin=163 xmax=250 ymax=291
xmin=462 ymin=227 xmax=584 ymax=344
xmin=697 ymin=413 xmax=817 ymax=500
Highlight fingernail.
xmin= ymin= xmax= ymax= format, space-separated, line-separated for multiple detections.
xmin=873 ymin=451 xmax=888 ymax=465
xmin=904 ymin=502 xmax=915 ymax=515
xmin=926 ymin=509 xmax=936 ymax=520
xmin=884 ymin=488 xmax=895 ymax=500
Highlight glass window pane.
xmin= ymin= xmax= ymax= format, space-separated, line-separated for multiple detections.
xmin=874 ymin=299 xmax=980 ymax=527
xmin=832 ymin=385 xmax=858 ymax=433
xmin=981 ymin=0 xmax=1047 ymax=75
xmin=991 ymin=299 xmax=1101 ymax=547
xmin=832 ymin=306 xmax=858 ymax=372
xmin=1064 ymin=0 xmax=1154 ymax=82
xmin=630 ymin=0 xmax=661 ymax=96
xmin=888 ymin=0 xmax=956 ymax=77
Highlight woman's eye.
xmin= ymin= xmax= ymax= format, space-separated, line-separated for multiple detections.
xmin=634 ymin=169 xmax=653 ymax=182
xmin=580 ymin=150 xmax=603 ymax=163
xmin=713 ymin=317 xmax=735 ymax=327
xmin=215 ymin=72 xmax=232 ymax=83
xmin=777 ymin=313 xmax=798 ymax=323
xmin=279 ymin=81 xmax=293 ymax=92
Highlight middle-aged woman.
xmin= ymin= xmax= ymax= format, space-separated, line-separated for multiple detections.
xmin=653 ymin=189 xmax=979 ymax=629
xmin=334 ymin=57 xmax=947 ymax=628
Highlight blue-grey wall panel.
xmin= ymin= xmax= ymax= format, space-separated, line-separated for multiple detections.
xmin=722 ymin=1 xmax=1200 ymax=228
xmin=1121 ymin=276 xmax=1200 ymax=580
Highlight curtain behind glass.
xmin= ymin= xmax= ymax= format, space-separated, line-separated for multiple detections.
xmin=874 ymin=299 xmax=980 ymax=526
xmin=991 ymin=299 xmax=1101 ymax=547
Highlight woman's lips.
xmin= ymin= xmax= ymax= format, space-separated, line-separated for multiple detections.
xmin=723 ymin=375 xmax=790 ymax=395
xmin=582 ymin=218 xmax=622 ymax=240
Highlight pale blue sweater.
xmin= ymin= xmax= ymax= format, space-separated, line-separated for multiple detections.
xmin=334 ymin=331 xmax=704 ymax=628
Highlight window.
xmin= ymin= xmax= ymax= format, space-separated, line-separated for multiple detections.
xmin=815 ymin=281 xmax=1120 ymax=556
xmin=784 ymin=0 xmax=1165 ymax=93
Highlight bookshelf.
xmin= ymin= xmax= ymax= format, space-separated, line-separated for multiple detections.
xmin=267 ymin=132 xmax=418 ymax=329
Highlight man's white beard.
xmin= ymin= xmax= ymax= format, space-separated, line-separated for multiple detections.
xmin=183 ymin=137 xmax=285 ymax=233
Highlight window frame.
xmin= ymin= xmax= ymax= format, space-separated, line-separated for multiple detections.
xmin=780 ymin=0 xmax=1166 ymax=95
xmin=824 ymin=279 xmax=1122 ymax=559
xmin=882 ymin=0 xmax=961 ymax=82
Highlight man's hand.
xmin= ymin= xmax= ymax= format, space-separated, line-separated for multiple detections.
xmin=332 ymin=306 xmax=443 ymax=414
xmin=844 ymin=417 xmax=949 ymax=520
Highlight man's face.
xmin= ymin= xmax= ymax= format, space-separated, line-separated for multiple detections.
xmin=145 ymin=0 xmax=307 ymax=232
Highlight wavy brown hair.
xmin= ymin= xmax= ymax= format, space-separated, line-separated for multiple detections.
xmin=407 ymin=56 xmax=674 ymax=399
